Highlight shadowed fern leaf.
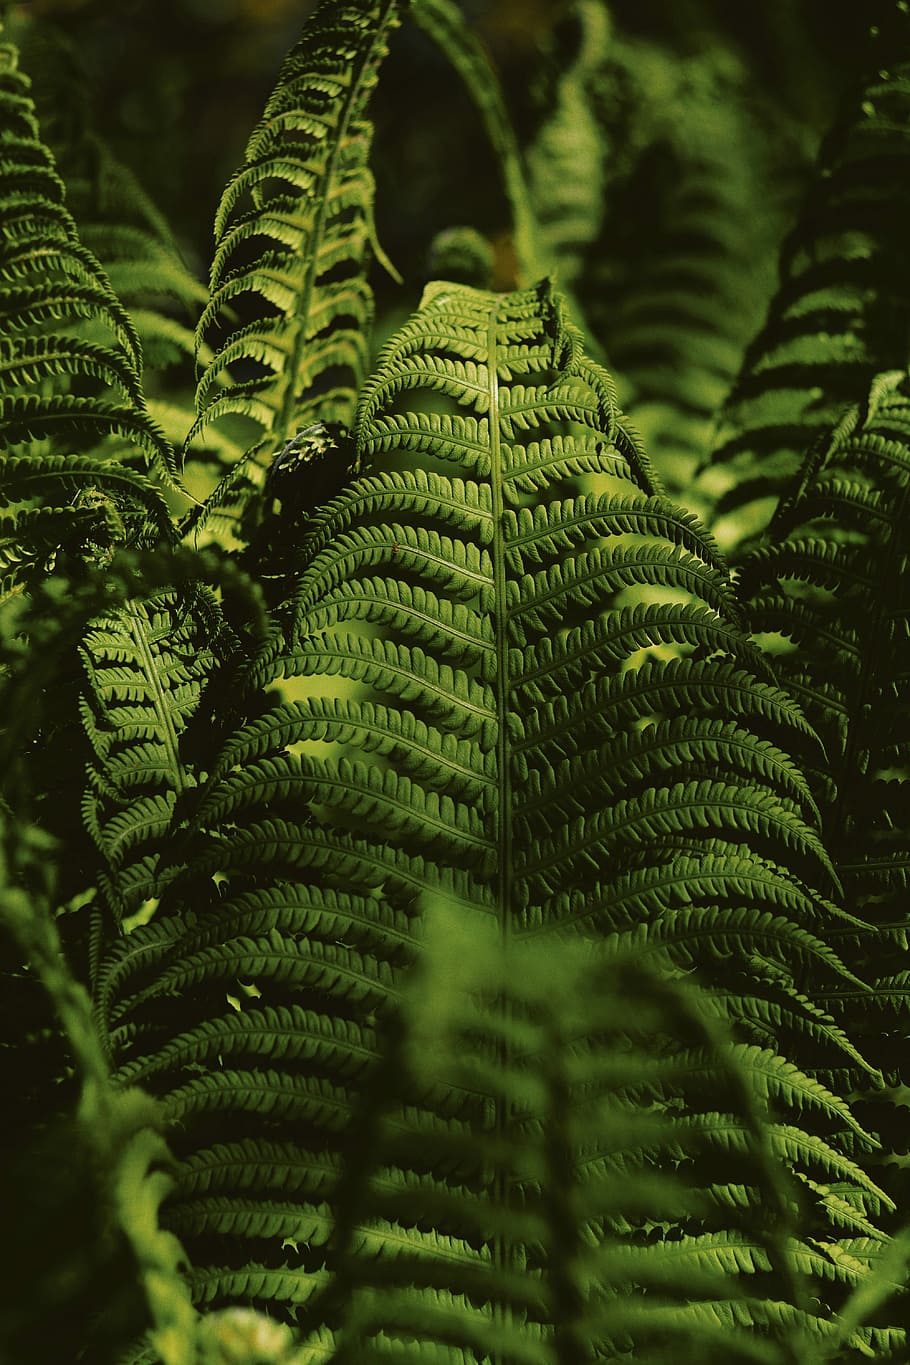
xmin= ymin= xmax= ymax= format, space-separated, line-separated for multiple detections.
xmin=698 ymin=12 xmax=910 ymax=554
xmin=584 ymin=38 xmax=784 ymax=499
xmin=737 ymin=368 xmax=910 ymax=1205
xmin=6 ymin=13 xmax=208 ymax=382
xmin=313 ymin=908 xmax=887 ymax=1364
xmin=79 ymin=586 xmax=238 ymax=931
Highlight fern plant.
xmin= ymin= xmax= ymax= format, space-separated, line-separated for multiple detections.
xmin=3 ymin=1 xmax=910 ymax=1362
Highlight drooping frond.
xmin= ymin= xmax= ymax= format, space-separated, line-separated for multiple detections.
xmin=94 ymin=280 xmax=900 ymax=1347
xmin=698 ymin=13 xmax=910 ymax=554
xmin=737 ymin=369 xmax=910 ymax=1198
xmin=186 ymin=0 xmax=401 ymax=542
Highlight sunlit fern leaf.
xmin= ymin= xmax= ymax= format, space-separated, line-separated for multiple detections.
xmin=737 ymin=368 xmax=910 ymax=1208
xmin=96 ymin=279 xmax=898 ymax=1346
xmin=697 ymin=12 xmax=910 ymax=556
xmin=186 ymin=0 xmax=401 ymax=542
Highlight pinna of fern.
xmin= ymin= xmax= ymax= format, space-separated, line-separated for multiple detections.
xmin=88 ymin=279 xmax=901 ymax=1356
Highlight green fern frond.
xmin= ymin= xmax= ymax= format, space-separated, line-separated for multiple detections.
xmin=0 ymin=40 xmax=172 ymax=466
xmin=12 ymin=11 xmax=208 ymax=375
xmin=312 ymin=915 xmax=825 ymax=1364
xmin=92 ymin=280 xmax=900 ymax=1345
xmin=0 ymin=34 xmax=179 ymax=608
xmin=699 ymin=16 xmax=910 ymax=554
xmin=187 ymin=0 xmax=401 ymax=533
xmin=737 ymin=368 xmax=910 ymax=1203
xmin=582 ymin=32 xmax=783 ymax=497
xmin=525 ymin=0 xmax=610 ymax=289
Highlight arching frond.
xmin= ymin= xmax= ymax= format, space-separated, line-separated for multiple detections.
xmin=411 ymin=0 xmax=540 ymax=284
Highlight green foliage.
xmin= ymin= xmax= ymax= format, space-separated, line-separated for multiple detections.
xmin=697 ymin=8 xmax=910 ymax=554
xmin=3 ymin=2 xmax=910 ymax=1363
xmin=186 ymin=0 xmax=402 ymax=545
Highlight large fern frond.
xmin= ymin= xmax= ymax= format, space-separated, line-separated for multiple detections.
xmin=92 ymin=280 xmax=900 ymax=1350
xmin=313 ymin=910 xmax=901 ymax=1363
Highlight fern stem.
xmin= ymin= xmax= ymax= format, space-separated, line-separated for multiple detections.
xmin=487 ymin=288 xmax=517 ymax=1364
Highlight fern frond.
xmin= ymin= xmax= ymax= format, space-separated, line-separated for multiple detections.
xmin=12 ymin=11 xmax=208 ymax=374
xmin=93 ymin=280 xmax=899 ymax=1344
xmin=738 ymin=368 xmax=910 ymax=1200
xmin=312 ymin=915 xmax=837 ymax=1364
xmin=699 ymin=16 xmax=910 ymax=554
xmin=78 ymin=587 xmax=234 ymax=926
xmin=583 ymin=33 xmax=783 ymax=497
xmin=187 ymin=0 xmax=401 ymax=535
xmin=0 ymin=35 xmax=179 ymax=605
